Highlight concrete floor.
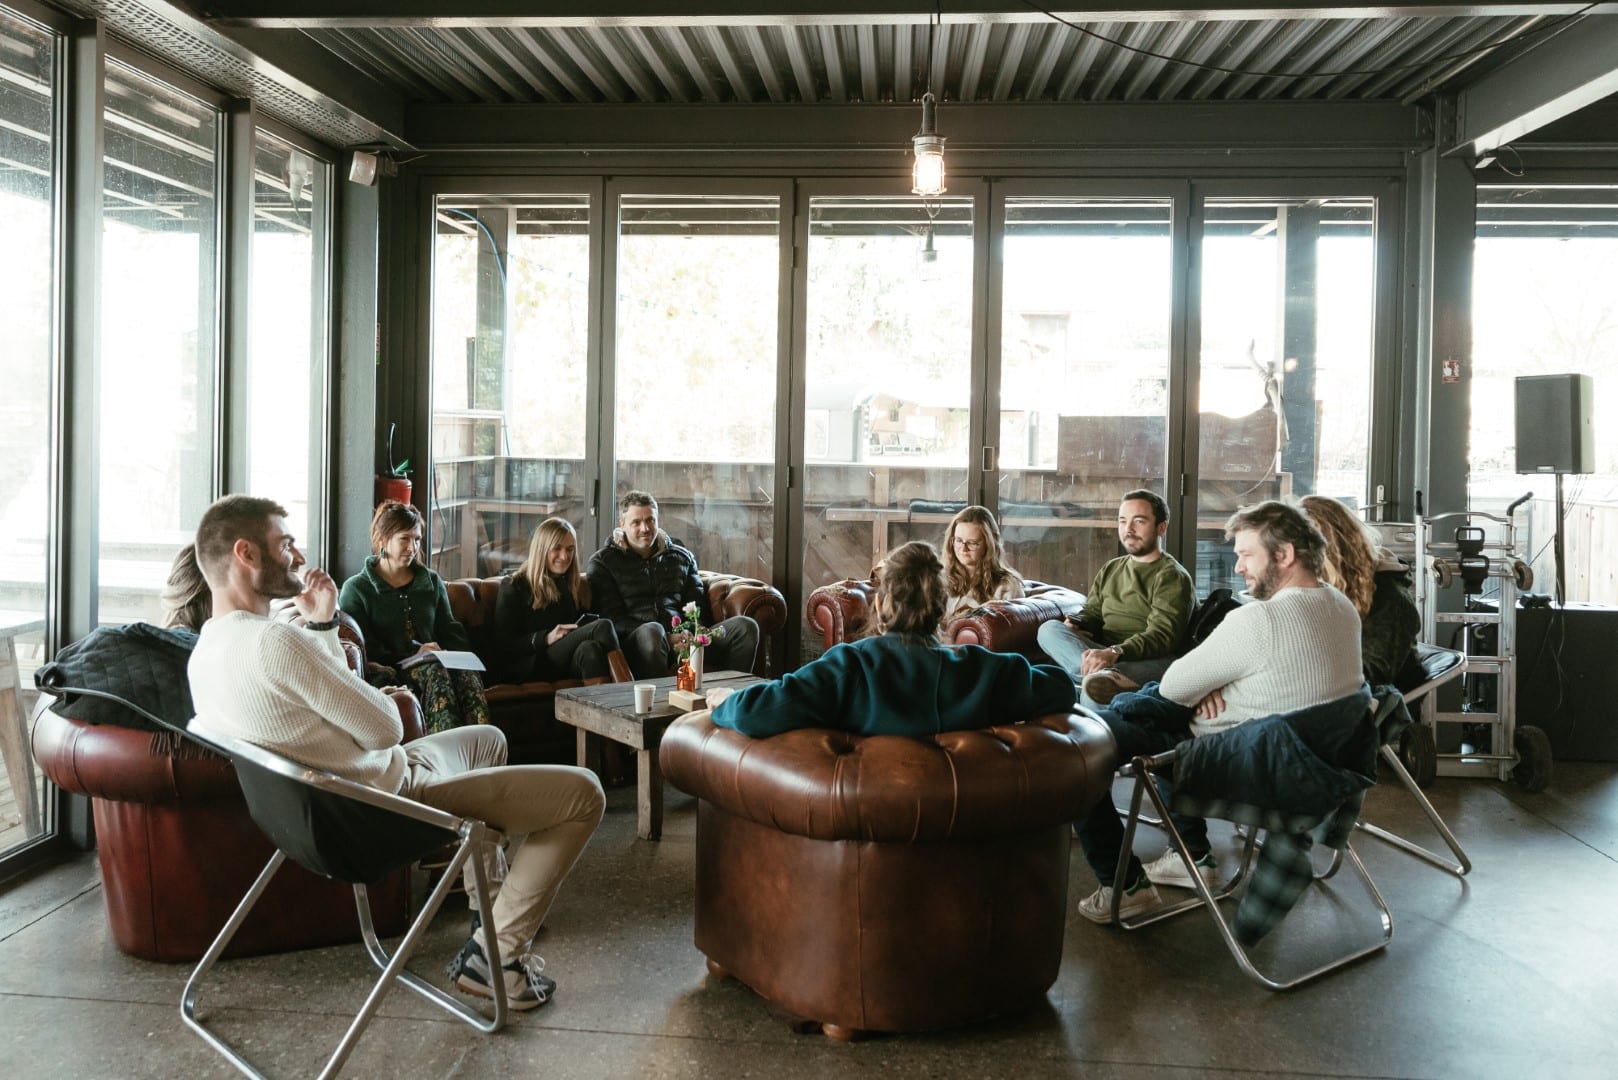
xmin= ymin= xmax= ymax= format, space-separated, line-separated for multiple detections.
xmin=1 ymin=762 xmax=1615 ymax=1079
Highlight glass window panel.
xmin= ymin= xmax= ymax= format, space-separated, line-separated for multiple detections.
xmin=248 ymin=131 xmax=329 ymax=559
xmin=1195 ymin=196 xmax=1376 ymax=594
xmin=613 ymin=193 xmax=779 ymax=583
xmin=99 ymin=62 xmax=218 ymax=625
xmin=429 ymin=195 xmax=593 ymax=579
xmin=998 ymin=196 xmax=1174 ymax=592
xmin=1474 ymin=185 xmax=1618 ymax=604
xmin=0 ymin=8 xmax=56 ymax=852
xmin=802 ymin=195 xmax=973 ymax=659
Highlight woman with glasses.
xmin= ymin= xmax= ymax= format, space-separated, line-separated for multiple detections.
xmin=941 ymin=505 xmax=1024 ymax=622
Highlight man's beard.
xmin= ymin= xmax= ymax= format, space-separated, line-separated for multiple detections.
xmin=1248 ymin=560 xmax=1283 ymax=601
xmin=1122 ymin=532 xmax=1159 ymax=556
xmin=254 ymin=558 xmax=303 ymax=601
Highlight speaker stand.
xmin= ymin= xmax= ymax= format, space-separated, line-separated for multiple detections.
xmin=1554 ymin=472 xmax=1566 ymax=604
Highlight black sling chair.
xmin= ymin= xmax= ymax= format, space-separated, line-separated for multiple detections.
xmin=178 ymin=726 xmax=511 ymax=1079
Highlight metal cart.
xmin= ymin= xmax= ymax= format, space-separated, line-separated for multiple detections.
xmin=1404 ymin=506 xmax=1554 ymax=792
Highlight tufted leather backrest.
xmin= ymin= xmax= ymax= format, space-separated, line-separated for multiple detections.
xmin=803 ymin=578 xmax=1084 ymax=660
xmin=661 ymin=709 xmax=1116 ymax=843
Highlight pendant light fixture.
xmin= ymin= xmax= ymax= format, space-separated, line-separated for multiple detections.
xmin=911 ymin=5 xmax=946 ymax=204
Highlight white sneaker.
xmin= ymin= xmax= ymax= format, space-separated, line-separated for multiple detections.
xmin=1077 ymin=877 xmax=1161 ymax=925
xmin=1142 ymin=849 xmax=1219 ymax=890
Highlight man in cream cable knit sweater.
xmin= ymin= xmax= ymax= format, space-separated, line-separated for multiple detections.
xmin=186 ymin=495 xmax=603 ymax=1011
xmin=1075 ymin=500 xmax=1363 ymax=925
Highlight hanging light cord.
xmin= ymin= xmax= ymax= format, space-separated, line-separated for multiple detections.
xmin=1015 ymin=0 xmax=1598 ymax=81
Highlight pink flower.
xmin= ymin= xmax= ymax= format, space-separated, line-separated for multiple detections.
xmin=670 ymin=615 xmax=683 ymax=629
xmin=694 ymin=634 xmax=710 ymax=647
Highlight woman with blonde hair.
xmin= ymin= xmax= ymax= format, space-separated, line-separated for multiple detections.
xmin=160 ymin=543 xmax=212 ymax=633
xmin=941 ymin=505 xmax=1024 ymax=621
xmin=339 ymin=500 xmax=489 ymax=733
xmin=1300 ymin=494 xmax=1422 ymax=689
xmin=712 ymin=540 xmax=1071 ymax=738
xmin=493 ymin=517 xmax=624 ymax=684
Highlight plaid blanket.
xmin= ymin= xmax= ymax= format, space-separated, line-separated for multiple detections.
xmin=1168 ymin=688 xmax=1408 ymax=945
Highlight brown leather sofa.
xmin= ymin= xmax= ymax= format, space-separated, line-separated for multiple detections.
xmin=30 ymin=620 xmax=420 ymax=963
xmin=660 ymin=708 xmax=1117 ymax=1037
xmin=428 ymin=570 xmax=789 ymax=764
xmin=806 ymin=578 xmax=1085 ymax=660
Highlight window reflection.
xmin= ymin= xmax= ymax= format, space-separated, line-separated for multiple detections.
xmin=429 ymin=194 xmax=592 ymax=579
xmin=614 ymin=194 xmax=779 ymax=583
xmin=99 ymin=62 xmax=219 ymax=626
xmin=0 ymin=8 xmax=56 ymax=852
xmin=248 ymin=131 xmax=329 ymax=559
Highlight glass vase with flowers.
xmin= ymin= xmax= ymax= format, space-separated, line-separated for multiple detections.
xmin=670 ymin=601 xmax=723 ymax=692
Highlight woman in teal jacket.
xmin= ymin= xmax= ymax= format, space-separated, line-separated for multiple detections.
xmin=339 ymin=500 xmax=489 ymax=733
xmin=713 ymin=540 xmax=1075 ymax=739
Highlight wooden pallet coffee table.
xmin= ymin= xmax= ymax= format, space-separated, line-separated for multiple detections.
xmin=555 ymin=669 xmax=763 ymax=841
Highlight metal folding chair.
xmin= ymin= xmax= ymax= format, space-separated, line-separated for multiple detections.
xmin=1110 ymin=700 xmax=1395 ymax=991
xmin=1353 ymin=644 xmax=1472 ymax=877
xmin=182 ymin=730 xmax=510 ymax=1079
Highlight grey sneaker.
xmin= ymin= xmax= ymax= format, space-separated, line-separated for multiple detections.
xmin=447 ymin=937 xmax=556 ymax=1011
xmin=1143 ymin=849 xmax=1219 ymax=890
xmin=1078 ymin=876 xmax=1161 ymax=925
xmin=1081 ymin=669 xmax=1141 ymax=706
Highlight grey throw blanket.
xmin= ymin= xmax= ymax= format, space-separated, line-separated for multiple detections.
xmin=34 ymin=624 xmax=199 ymax=752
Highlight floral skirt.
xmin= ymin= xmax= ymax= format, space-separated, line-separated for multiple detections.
xmin=372 ymin=662 xmax=490 ymax=735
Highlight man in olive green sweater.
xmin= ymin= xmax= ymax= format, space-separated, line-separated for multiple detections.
xmin=1036 ymin=490 xmax=1194 ymax=706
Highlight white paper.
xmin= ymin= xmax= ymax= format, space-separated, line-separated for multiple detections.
xmin=403 ymin=649 xmax=486 ymax=672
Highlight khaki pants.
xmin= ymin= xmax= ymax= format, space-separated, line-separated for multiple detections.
xmin=401 ymin=726 xmax=605 ymax=959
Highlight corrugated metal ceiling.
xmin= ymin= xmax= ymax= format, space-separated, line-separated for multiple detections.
xmin=305 ymin=14 xmax=1552 ymax=107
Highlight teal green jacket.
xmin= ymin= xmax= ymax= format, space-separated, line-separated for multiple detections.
xmin=712 ymin=632 xmax=1076 ymax=739
xmin=338 ymin=557 xmax=471 ymax=666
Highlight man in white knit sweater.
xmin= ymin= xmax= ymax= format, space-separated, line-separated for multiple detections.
xmin=187 ymin=495 xmax=604 ymax=1011
xmin=1076 ymin=500 xmax=1363 ymax=925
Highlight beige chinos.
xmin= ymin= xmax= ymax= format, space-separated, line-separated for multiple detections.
xmin=401 ymin=726 xmax=604 ymax=959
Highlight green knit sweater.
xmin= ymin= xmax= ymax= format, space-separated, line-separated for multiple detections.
xmin=1073 ymin=553 xmax=1195 ymax=662
xmin=338 ymin=557 xmax=471 ymax=666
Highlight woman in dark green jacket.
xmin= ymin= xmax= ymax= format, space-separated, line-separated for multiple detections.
xmin=713 ymin=540 xmax=1074 ymax=739
xmin=339 ymin=500 xmax=489 ymax=733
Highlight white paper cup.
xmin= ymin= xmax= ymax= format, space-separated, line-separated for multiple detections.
xmin=634 ymin=684 xmax=655 ymax=714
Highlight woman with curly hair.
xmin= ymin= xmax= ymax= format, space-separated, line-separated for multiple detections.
xmin=711 ymin=540 xmax=1071 ymax=738
xmin=339 ymin=500 xmax=489 ymax=733
xmin=1300 ymin=494 xmax=1422 ymax=689
xmin=493 ymin=517 xmax=624 ymax=684
xmin=941 ymin=505 xmax=1024 ymax=622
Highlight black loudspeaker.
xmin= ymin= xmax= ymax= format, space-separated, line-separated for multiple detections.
xmin=1515 ymin=373 xmax=1594 ymax=474
xmin=1514 ymin=603 xmax=1618 ymax=762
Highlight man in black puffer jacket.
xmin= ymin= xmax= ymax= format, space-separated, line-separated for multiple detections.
xmin=585 ymin=490 xmax=760 ymax=679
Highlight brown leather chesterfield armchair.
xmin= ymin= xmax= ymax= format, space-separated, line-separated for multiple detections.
xmin=660 ymin=708 xmax=1117 ymax=1037
xmin=442 ymin=570 xmax=788 ymax=764
xmin=30 ymin=632 xmax=419 ymax=964
xmin=806 ymin=578 xmax=1085 ymax=661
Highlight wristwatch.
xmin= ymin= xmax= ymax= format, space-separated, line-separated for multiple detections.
xmin=304 ymin=616 xmax=341 ymax=632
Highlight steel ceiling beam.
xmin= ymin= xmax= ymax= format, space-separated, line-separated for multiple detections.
xmin=203 ymin=2 xmax=1618 ymax=31
xmin=406 ymin=97 xmax=1427 ymax=150
xmin=1447 ymin=15 xmax=1618 ymax=156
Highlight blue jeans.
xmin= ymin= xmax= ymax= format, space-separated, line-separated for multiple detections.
xmin=1077 ymin=685 xmax=1209 ymax=888
xmin=1036 ymin=620 xmax=1173 ymax=708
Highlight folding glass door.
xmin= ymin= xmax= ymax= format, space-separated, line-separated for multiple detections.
xmin=427 ymin=189 xmax=597 ymax=579
xmin=799 ymin=192 xmax=977 ymax=657
xmin=609 ymin=189 xmax=786 ymax=583
xmin=1192 ymin=192 xmax=1381 ymax=594
xmin=993 ymin=190 xmax=1182 ymax=594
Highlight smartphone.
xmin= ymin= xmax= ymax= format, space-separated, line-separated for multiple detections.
xmin=575 ymin=612 xmax=600 ymax=625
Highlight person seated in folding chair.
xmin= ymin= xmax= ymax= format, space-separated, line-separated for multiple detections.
xmin=1300 ymin=494 xmax=1423 ymax=691
xmin=1074 ymin=500 xmax=1365 ymax=924
xmin=186 ymin=495 xmax=605 ymax=1012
